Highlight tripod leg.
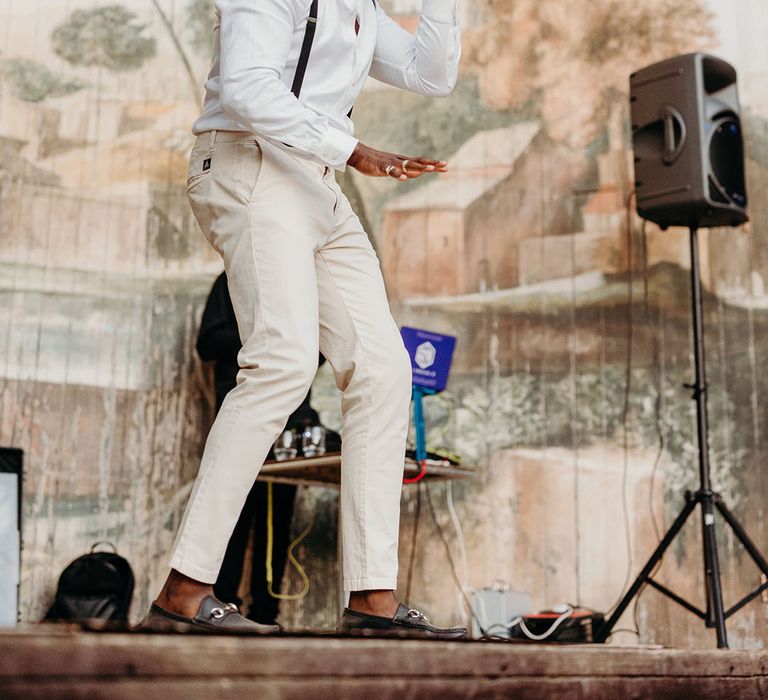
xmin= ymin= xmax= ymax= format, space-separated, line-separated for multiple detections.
xmin=700 ymin=500 xmax=714 ymax=622
xmin=701 ymin=496 xmax=728 ymax=648
xmin=715 ymin=499 xmax=768 ymax=577
xmin=699 ymin=494 xmax=715 ymax=626
xmin=596 ymin=495 xmax=698 ymax=643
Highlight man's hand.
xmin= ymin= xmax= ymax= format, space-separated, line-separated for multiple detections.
xmin=348 ymin=143 xmax=448 ymax=181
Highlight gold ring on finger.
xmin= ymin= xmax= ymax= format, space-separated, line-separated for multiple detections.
xmin=402 ymin=159 xmax=410 ymax=172
xmin=385 ymin=164 xmax=395 ymax=175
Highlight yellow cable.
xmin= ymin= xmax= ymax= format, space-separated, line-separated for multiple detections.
xmin=266 ymin=481 xmax=312 ymax=601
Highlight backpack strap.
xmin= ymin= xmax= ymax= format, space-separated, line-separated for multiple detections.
xmin=290 ymin=0 xmax=319 ymax=99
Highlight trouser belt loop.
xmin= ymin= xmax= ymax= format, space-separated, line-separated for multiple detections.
xmin=209 ymin=129 xmax=218 ymax=154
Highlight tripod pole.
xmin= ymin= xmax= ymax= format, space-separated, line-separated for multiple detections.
xmin=688 ymin=226 xmax=728 ymax=648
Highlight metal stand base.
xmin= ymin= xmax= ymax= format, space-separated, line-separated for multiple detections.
xmin=595 ymin=227 xmax=768 ymax=649
xmin=595 ymin=487 xmax=768 ymax=647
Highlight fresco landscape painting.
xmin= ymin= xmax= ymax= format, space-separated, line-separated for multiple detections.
xmin=1 ymin=0 xmax=768 ymax=647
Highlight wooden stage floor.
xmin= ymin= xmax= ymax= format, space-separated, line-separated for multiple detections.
xmin=2 ymin=627 xmax=767 ymax=699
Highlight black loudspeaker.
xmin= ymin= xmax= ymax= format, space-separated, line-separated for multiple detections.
xmin=630 ymin=53 xmax=748 ymax=229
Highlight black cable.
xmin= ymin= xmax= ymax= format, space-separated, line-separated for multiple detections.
xmin=632 ymin=557 xmax=665 ymax=638
xmin=404 ymin=483 xmax=422 ymax=602
xmin=424 ymin=484 xmax=489 ymax=637
xmin=607 ymin=190 xmax=637 ymax=617
xmin=608 ymin=627 xmax=641 ymax=639
xmin=633 ymin=592 xmax=642 ymax=637
xmin=632 ymin=217 xmax=671 ymax=641
xmin=640 ymin=218 xmax=666 ymax=543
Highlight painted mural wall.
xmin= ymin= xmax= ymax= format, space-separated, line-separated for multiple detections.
xmin=1 ymin=0 xmax=767 ymax=647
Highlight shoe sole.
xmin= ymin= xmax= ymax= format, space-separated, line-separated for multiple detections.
xmin=137 ymin=610 xmax=279 ymax=635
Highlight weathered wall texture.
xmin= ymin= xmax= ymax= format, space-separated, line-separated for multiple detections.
xmin=1 ymin=0 xmax=768 ymax=649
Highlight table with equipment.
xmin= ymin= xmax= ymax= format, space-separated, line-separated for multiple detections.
xmin=257 ymin=453 xmax=473 ymax=613
xmin=258 ymin=453 xmax=472 ymax=488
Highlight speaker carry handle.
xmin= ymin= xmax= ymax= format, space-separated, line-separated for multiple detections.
xmin=662 ymin=104 xmax=686 ymax=166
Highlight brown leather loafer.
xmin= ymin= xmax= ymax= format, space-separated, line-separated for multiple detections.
xmin=138 ymin=595 xmax=279 ymax=634
xmin=337 ymin=603 xmax=468 ymax=639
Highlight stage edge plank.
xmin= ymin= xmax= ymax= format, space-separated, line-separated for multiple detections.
xmin=1 ymin=631 xmax=767 ymax=699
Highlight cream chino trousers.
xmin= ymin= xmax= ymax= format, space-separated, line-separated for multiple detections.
xmin=169 ymin=130 xmax=412 ymax=591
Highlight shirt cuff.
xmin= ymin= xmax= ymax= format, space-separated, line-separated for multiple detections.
xmin=319 ymin=127 xmax=359 ymax=170
xmin=421 ymin=0 xmax=458 ymax=24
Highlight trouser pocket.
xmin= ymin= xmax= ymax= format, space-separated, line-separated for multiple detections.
xmin=186 ymin=135 xmax=264 ymax=252
xmin=186 ymin=145 xmax=213 ymax=192
xmin=234 ymin=140 xmax=263 ymax=205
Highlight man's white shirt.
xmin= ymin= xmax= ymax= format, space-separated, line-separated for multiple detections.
xmin=194 ymin=0 xmax=461 ymax=170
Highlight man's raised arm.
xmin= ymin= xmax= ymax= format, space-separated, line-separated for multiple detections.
xmin=369 ymin=0 xmax=461 ymax=98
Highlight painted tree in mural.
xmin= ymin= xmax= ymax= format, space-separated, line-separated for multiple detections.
xmin=3 ymin=58 xmax=84 ymax=103
xmin=51 ymin=5 xmax=156 ymax=72
xmin=464 ymin=0 xmax=715 ymax=147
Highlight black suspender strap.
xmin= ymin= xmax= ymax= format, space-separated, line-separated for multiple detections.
xmin=290 ymin=0 xmax=319 ymax=99
xmin=291 ymin=0 xmax=375 ymax=102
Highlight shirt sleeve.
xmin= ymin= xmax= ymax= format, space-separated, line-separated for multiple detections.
xmin=369 ymin=0 xmax=461 ymax=97
xmin=216 ymin=0 xmax=358 ymax=170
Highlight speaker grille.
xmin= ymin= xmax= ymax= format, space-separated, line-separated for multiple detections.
xmin=709 ymin=117 xmax=747 ymax=208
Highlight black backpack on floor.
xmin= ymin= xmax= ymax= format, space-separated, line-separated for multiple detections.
xmin=45 ymin=542 xmax=134 ymax=624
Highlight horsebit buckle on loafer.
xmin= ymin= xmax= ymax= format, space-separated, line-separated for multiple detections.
xmin=408 ymin=609 xmax=428 ymax=621
xmin=210 ymin=602 xmax=239 ymax=620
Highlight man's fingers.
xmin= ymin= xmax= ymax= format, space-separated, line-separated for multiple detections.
xmin=402 ymin=159 xmax=429 ymax=172
xmin=402 ymin=160 xmax=430 ymax=178
xmin=398 ymin=156 xmax=449 ymax=173
xmin=393 ymin=164 xmax=426 ymax=180
xmin=384 ymin=164 xmax=408 ymax=180
xmin=390 ymin=157 xmax=426 ymax=175
xmin=397 ymin=155 xmax=446 ymax=166
xmin=422 ymin=158 xmax=449 ymax=172
xmin=384 ymin=155 xmax=449 ymax=180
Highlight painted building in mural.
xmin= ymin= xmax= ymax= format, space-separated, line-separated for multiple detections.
xmin=1 ymin=0 xmax=768 ymax=647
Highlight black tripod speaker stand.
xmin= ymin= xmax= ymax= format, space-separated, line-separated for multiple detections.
xmin=595 ymin=226 xmax=768 ymax=648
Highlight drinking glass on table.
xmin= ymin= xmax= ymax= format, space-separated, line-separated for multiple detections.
xmin=301 ymin=425 xmax=326 ymax=458
xmin=273 ymin=429 xmax=298 ymax=461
